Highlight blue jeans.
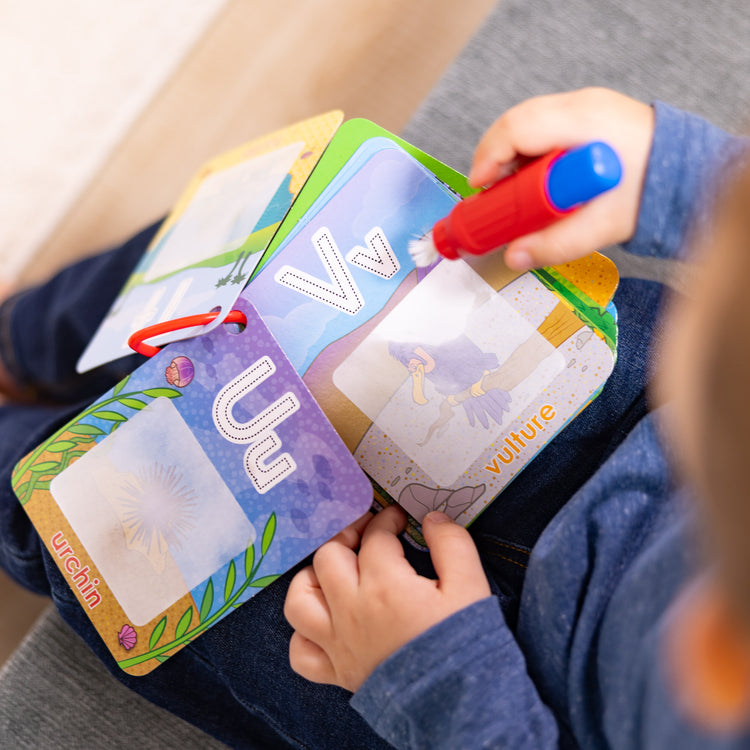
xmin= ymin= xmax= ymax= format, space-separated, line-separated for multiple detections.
xmin=0 ymin=224 xmax=664 ymax=748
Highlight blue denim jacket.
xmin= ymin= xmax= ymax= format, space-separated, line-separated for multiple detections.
xmin=351 ymin=104 xmax=750 ymax=749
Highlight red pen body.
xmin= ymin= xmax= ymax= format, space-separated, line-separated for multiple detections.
xmin=432 ymin=150 xmax=568 ymax=260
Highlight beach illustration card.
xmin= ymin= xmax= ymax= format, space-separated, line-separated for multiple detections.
xmin=13 ymin=295 xmax=373 ymax=675
xmin=77 ymin=111 xmax=344 ymax=374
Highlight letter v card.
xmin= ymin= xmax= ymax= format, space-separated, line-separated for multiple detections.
xmin=244 ymin=143 xmax=458 ymax=377
xmin=11 ymin=297 xmax=372 ymax=675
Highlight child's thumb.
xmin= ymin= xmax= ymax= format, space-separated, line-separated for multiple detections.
xmin=503 ymin=194 xmax=627 ymax=271
xmin=422 ymin=512 xmax=490 ymax=599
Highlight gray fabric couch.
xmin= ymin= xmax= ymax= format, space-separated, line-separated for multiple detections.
xmin=2 ymin=0 xmax=749 ymax=746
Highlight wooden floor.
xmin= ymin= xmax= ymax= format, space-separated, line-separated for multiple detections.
xmin=18 ymin=0 xmax=497 ymax=286
xmin=0 ymin=0 xmax=496 ymax=667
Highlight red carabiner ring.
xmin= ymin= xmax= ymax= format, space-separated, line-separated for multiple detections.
xmin=128 ymin=309 xmax=247 ymax=357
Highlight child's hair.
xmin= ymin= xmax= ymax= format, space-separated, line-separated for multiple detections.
xmin=699 ymin=158 xmax=750 ymax=622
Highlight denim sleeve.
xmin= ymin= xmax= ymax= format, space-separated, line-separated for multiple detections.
xmin=624 ymin=101 xmax=749 ymax=260
xmin=350 ymin=596 xmax=559 ymax=750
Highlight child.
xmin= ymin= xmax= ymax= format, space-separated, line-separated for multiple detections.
xmin=285 ymin=88 xmax=750 ymax=747
xmin=1 ymin=88 xmax=748 ymax=748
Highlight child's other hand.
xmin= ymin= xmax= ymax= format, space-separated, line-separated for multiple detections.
xmin=284 ymin=504 xmax=491 ymax=693
xmin=469 ymin=87 xmax=655 ymax=270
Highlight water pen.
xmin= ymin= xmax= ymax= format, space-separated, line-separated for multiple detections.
xmin=409 ymin=141 xmax=622 ymax=267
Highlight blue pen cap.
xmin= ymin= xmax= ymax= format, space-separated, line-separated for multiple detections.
xmin=546 ymin=142 xmax=622 ymax=210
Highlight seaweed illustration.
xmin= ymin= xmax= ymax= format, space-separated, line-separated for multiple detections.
xmin=116 ymin=512 xmax=280 ymax=671
xmin=11 ymin=375 xmax=183 ymax=505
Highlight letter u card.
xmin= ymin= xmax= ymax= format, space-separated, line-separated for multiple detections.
xmin=11 ymin=298 xmax=372 ymax=675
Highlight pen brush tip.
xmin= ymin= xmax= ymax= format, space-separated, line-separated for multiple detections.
xmin=408 ymin=233 xmax=440 ymax=268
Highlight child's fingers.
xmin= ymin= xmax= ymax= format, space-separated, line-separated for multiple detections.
xmin=469 ymin=128 xmax=524 ymax=188
xmin=309 ymin=510 xmax=379 ymax=603
xmin=357 ymin=504 xmax=409 ymax=573
xmin=284 ymin=566 xmax=332 ymax=641
xmin=421 ymin=512 xmax=491 ymax=600
xmin=469 ymin=88 xmax=653 ymax=199
xmin=288 ymin=631 xmax=337 ymax=685
xmin=312 ymin=534 xmax=360 ymax=600
xmin=502 ymin=196 xmax=625 ymax=269
xmin=326 ymin=510 xmax=373 ymax=551
xmin=469 ymin=91 xmax=591 ymax=187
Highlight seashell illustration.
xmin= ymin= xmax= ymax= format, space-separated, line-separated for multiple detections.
xmin=117 ymin=623 xmax=137 ymax=650
xmin=165 ymin=356 xmax=195 ymax=387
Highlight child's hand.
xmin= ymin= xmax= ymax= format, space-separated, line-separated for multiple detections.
xmin=284 ymin=504 xmax=491 ymax=693
xmin=469 ymin=87 xmax=655 ymax=270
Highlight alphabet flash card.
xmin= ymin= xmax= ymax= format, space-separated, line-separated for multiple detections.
xmin=13 ymin=298 xmax=372 ymax=675
xmin=13 ymin=112 xmax=620 ymax=671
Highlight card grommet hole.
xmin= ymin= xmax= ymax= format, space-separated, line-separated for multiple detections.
xmin=128 ymin=310 xmax=248 ymax=357
xmin=210 ymin=306 xmax=246 ymax=335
